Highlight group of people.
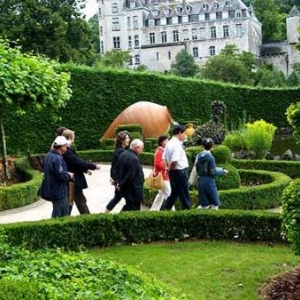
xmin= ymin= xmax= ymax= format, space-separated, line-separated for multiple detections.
xmin=41 ymin=124 xmax=228 ymax=218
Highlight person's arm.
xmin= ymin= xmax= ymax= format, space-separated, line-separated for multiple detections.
xmin=154 ymin=149 xmax=165 ymax=171
xmin=64 ymin=150 xmax=99 ymax=172
xmin=51 ymin=159 xmax=70 ymax=183
xmin=118 ymin=158 xmax=139 ymax=187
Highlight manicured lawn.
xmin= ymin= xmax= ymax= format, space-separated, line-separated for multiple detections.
xmin=89 ymin=240 xmax=300 ymax=300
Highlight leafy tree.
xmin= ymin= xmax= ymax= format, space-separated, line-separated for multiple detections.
xmin=0 ymin=0 xmax=93 ymax=63
xmin=287 ymin=63 xmax=300 ymax=86
xmin=170 ymin=50 xmax=200 ymax=77
xmin=0 ymin=41 xmax=71 ymax=179
xmin=88 ymin=14 xmax=100 ymax=54
xmin=199 ymin=44 xmax=256 ymax=85
xmin=97 ymin=50 xmax=131 ymax=68
xmin=255 ymin=64 xmax=287 ymax=87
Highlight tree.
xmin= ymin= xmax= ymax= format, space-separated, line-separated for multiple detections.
xmin=170 ymin=50 xmax=200 ymax=77
xmin=97 ymin=50 xmax=131 ymax=68
xmin=0 ymin=41 xmax=71 ymax=179
xmin=0 ymin=0 xmax=94 ymax=63
xmin=88 ymin=14 xmax=100 ymax=54
xmin=199 ymin=44 xmax=256 ymax=85
xmin=255 ymin=64 xmax=287 ymax=87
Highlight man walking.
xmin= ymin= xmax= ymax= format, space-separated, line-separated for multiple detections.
xmin=162 ymin=125 xmax=191 ymax=210
xmin=117 ymin=139 xmax=144 ymax=211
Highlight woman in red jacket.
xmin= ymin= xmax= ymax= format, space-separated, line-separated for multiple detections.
xmin=150 ymin=135 xmax=171 ymax=211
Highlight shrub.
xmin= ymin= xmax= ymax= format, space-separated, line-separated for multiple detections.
xmin=245 ymin=119 xmax=277 ymax=159
xmin=216 ymin=163 xmax=240 ymax=190
xmin=223 ymin=130 xmax=247 ymax=152
xmin=281 ymin=179 xmax=300 ymax=256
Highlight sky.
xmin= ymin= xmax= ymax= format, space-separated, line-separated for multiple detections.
xmin=83 ymin=0 xmax=98 ymax=19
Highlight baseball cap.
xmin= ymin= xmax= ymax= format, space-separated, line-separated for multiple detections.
xmin=53 ymin=136 xmax=70 ymax=146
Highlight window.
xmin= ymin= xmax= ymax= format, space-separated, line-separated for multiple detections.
xmin=190 ymin=14 xmax=199 ymax=22
xmin=156 ymin=52 xmax=159 ymax=60
xmin=209 ymin=46 xmax=216 ymax=56
xmin=235 ymin=24 xmax=243 ymax=37
xmin=113 ymin=37 xmax=120 ymax=49
xmin=128 ymin=36 xmax=132 ymax=49
xmin=134 ymin=35 xmax=139 ymax=48
xmin=167 ymin=18 xmax=172 ymax=25
xmin=135 ymin=55 xmax=140 ymax=65
xmin=183 ymin=29 xmax=189 ymax=41
xmin=112 ymin=17 xmax=120 ymax=31
xmin=168 ymin=51 xmax=171 ymax=59
xmin=210 ymin=26 xmax=216 ymax=39
xmin=236 ymin=10 xmax=242 ymax=18
xmin=192 ymin=28 xmax=197 ymax=40
xmin=100 ymin=41 xmax=104 ymax=54
xmin=199 ymin=27 xmax=205 ymax=40
xmin=173 ymin=30 xmax=179 ymax=42
xmin=133 ymin=16 xmax=138 ymax=29
xmin=182 ymin=15 xmax=189 ymax=23
xmin=100 ymin=26 xmax=103 ymax=36
xmin=149 ymin=19 xmax=154 ymax=27
xmin=129 ymin=56 xmax=133 ymax=65
xmin=112 ymin=2 xmax=118 ymax=13
xmin=98 ymin=8 xmax=102 ymax=17
xmin=149 ymin=32 xmax=155 ymax=44
xmin=216 ymin=12 xmax=222 ymax=19
xmin=127 ymin=17 xmax=131 ymax=28
xmin=161 ymin=31 xmax=167 ymax=43
xmin=205 ymin=13 xmax=210 ymax=21
xmin=223 ymin=25 xmax=229 ymax=38
xmin=193 ymin=47 xmax=198 ymax=57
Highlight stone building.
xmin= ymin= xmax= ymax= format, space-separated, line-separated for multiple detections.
xmin=98 ymin=0 xmax=299 ymax=76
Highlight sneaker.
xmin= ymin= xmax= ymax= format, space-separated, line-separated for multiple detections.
xmin=210 ymin=205 xmax=219 ymax=210
xmin=197 ymin=205 xmax=211 ymax=209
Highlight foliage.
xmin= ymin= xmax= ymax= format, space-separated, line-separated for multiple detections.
xmin=255 ymin=64 xmax=287 ymax=87
xmin=287 ymin=100 xmax=300 ymax=142
xmin=287 ymin=63 xmax=300 ymax=87
xmin=281 ymin=179 xmax=300 ymax=256
xmin=97 ymin=49 xmax=131 ymax=68
xmin=88 ymin=14 xmax=100 ymax=54
xmin=199 ymin=44 xmax=256 ymax=85
xmin=170 ymin=50 xmax=200 ymax=77
xmin=245 ymin=119 xmax=277 ymax=159
xmin=223 ymin=130 xmax=248 ymax=152
xmin=0 ymin=0 xmax=94 ymax=63
xmin=0 ymin=41 xmax=71 ymax=178
xmin=0 ymin=231 xmax=188 ymax=299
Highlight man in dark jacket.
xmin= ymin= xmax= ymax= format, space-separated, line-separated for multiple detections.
xmin=62 ymin=129 xmax=101 ymax=214
xmin=43 ymin=136 xmax=74 ymax=218
xmin=117 ymin=139 xmax=144 ymax=211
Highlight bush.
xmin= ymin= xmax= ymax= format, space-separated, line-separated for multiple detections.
xmin=281 ymin=179 xmax=300 ymax=256
xmin=216 ymin=163 xmax=240 ymax=190
xmin=223 ymin=130 xmax=247 ymax=152
xmin=245 ymin=119 xmax=277 ymax=159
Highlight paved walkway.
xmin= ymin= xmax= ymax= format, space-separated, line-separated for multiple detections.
xmin=0 ymin=164 xmax=152 ymax=224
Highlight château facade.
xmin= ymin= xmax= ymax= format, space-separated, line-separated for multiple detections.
xmin=98 ymin=0 xmax=300 ymax=76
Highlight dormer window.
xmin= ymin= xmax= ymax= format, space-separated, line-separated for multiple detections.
xmin=225 ymin=0 xmax=231 ymax=7
xmin=149 ymin=19 xmax=154 ymax=27
xmin=202 ymin=3 xmax=209 ymax=11
xmin=213 ymin=2 xmax=219 ymax=9
xmin=236 ymin=10 xmax=242 ymax=18
xmin=175 ymin=6 xmax=183 ymax=14
xmin=164 ymin=7 xmax=171 ymax=16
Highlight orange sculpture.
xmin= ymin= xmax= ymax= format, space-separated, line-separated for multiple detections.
xmin=100 ymin=101 xmax=173 ymax=140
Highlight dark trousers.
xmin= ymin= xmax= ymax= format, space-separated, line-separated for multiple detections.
xmin=121 ymin=185 xmax=143 ymax=212
xmin=106 ymin=188 xmax=122 ymax=211
xmin=163 ymin=169 xmax=191 ymax=210
xmin=52 ymin=197 xmax=69 ymax=218
xmin=69 ymin=189 xmax=90 ymax=215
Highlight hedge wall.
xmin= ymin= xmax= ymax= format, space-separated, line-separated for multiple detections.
xmin=4 ymin=66 xmax=300 ymax=156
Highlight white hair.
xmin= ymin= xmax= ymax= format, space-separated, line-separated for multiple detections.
xmin=130 ymin=139 xmax=144 ymax=150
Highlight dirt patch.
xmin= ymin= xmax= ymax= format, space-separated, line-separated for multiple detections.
xmin=259 ymin=267 xmax=300 ymax=300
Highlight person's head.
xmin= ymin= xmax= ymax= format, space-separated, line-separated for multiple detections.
xmin=115 ymin=131 xmax=131 ymax=148
xmin=130 ymin=139 xmax=144 ymax=155
xmin=202 ymin=138 xmax=214 ymax=150
xmin=157 ymin=135 xmax=168 ymax=148
xmin=62 ymin=129 xmax=75 ymax=144
xmin=52 ymin=136 xmax=70 ymax=154
xmin=172 ymin=125 xmax=186 ymax=142
xmin=56 ymin=127 xmax=68 ymax=137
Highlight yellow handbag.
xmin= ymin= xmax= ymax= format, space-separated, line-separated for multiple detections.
xmin=146 ymin=170 xmax=164 ymax=190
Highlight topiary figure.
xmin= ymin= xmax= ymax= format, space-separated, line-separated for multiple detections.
xmin=189 ymin=100 xmax=227 ymax=145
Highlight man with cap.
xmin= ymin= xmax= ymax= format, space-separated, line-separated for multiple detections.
xmin=162 ymin=125 xmax=191 ymax=210
xmin=43 ymin=136 xmax=74 ymax=218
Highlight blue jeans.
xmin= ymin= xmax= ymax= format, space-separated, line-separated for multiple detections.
xmin=163 ymin=169 xmax=191 ymax=210
xmin=198 ymin=176 xmax=220 ymax=207
xmin=52 ymin=197 xmax=69 ymax=218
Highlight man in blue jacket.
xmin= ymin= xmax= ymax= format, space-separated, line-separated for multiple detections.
xmin=43 ymin=136 xmax=74 ymax=218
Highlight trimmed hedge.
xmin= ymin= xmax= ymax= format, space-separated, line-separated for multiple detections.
xmin=0 ymin=157 xmax=41 ymax=211
xmin=2 ymin=210 xmax=283 ymax=250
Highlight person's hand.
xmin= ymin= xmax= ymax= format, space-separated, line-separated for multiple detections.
xmin=224 ymin=169 xmax=229 ymax=175
xmin=86 ymin=170 xmax=92 ymax=175
xmin=95 ymin=164 xmax=101 ymax=170
xmin=110 ymin=178 xmax=115 ymax=185
xmin=68 ymin=172 xmax=74 ymax=180
xmin=116 ymin=183 xmax=121 ymax=191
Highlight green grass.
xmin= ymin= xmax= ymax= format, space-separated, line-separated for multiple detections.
xmin=89 ymin=240 xmax=300 ymax=300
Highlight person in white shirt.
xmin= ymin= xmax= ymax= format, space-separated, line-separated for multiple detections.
xmin=162 ymin=125 xmax=191 ymax=210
